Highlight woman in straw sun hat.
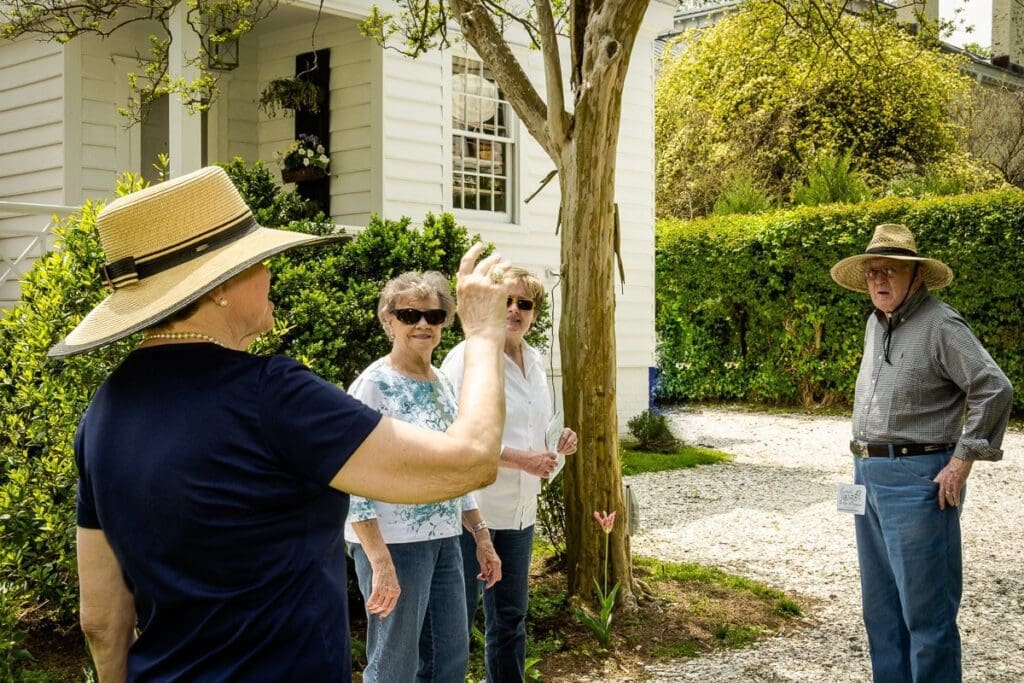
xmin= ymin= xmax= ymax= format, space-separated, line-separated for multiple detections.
xmin=64 ymin=166 xmax=510 ymax=682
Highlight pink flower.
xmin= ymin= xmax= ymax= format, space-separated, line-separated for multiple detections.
xmin=593 ymin=510 xmax=616 ymax=534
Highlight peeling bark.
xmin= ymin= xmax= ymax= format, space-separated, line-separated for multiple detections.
xmin=454 ymin=0 xmax=650 ymax=607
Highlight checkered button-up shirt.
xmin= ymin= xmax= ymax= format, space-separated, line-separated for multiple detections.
xmin=852 ymin=287 xmax=1013 ymax=461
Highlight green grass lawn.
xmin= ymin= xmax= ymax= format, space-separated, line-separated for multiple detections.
xmin=620 ymin=442 xmax=730 ymax=476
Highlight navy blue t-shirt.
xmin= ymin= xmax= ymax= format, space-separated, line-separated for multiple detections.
xmin=75 ymin=344 xmax=382 ymax=682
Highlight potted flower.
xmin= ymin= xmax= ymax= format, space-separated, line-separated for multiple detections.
xmin=276 ymin=134 xmax=330 ymax=183
xmin=258 ymin=77 xmax=322 ymax=118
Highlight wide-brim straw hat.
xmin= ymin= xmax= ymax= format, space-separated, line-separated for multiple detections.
xmin=830 ymin=223 xmax=953 ymax=293
xmin=49 ymin=166 xmax=349 ymax=358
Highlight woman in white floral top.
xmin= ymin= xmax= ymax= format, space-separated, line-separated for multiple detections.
xmin=345 ymin=271 xmax=502 ymax=683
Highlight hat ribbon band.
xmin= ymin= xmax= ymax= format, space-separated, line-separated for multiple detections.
xmin=101 ymin=215 xmax=259 ymax=290
xmin=866 ymin=246 xmax=917 ymax=257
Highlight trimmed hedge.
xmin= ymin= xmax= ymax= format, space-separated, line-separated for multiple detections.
xmin=655 ymin=189 xmax=1024 ymax=410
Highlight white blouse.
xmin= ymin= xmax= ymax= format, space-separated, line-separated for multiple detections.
xmin=441 ymin=340 xmax=553 ymax=530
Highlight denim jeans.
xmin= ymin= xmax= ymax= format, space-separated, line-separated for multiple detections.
xmin=350 ymin=535 xmax=468 ymax=683
xmin=461 ymin=525 xmax=534 ymax=683
xmin=853 ymin=451 xmax=963 ymax=683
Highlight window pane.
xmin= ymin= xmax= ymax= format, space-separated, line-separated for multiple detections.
xmin=453 ymin=135 xmax=464 ymax=171
xmin=495 ymin=179 xmax=506 ymax=212
xmin=453 ymin=172 xmax=465 ymax=208
xmin=480 ymin=180 xmax=492 ymax=210
xmin=492 ymin=142 xmax=505 ymax=175
xmin=495 ymin=102 xmax=508 ymax=137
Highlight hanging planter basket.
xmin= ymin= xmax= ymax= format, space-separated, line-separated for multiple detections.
xmin=281 ymin=166 xmax=327 ymax=184
xmin=258 ymin=77 xmax=323 ymax=118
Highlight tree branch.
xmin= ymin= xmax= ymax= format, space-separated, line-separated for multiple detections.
xmin=534 ymin=0 xmax=569 ymax=145
xmin=449 ymin=0 xmax=557 ymax=159
xmin=480 ymin=0 xmax=541 ymax=47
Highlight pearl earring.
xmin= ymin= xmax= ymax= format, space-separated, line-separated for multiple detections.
xmin=217 ymin=299 xmax=228 ymax=307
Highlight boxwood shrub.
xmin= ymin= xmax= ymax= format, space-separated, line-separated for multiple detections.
xmin=656 ymin=189 xmax=1024 ymax=411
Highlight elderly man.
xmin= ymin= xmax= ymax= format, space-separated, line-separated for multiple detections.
xmin=831 ymin=223 xmax=1013 ymax=683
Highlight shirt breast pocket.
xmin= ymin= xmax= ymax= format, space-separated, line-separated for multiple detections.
xmin=893 ymin=350 xmax=929 ymax=408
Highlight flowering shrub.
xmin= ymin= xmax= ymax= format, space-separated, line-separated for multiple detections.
xmin=276 ymin=134 xmax=330 ymax=173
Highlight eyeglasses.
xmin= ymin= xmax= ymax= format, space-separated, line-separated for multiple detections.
xmin=392 ymin=308 xmax=447 ymax=325
xmin=863 ymin=265 xmax=907 ymax=281
xmin=506 ymin=297 xmax=535 ymax=311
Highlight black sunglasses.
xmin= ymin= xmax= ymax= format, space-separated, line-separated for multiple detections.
xmin=393 ymin=308 xmax=447 ymax=325
xmin=506 ymin=297 xmax=535 ymax=311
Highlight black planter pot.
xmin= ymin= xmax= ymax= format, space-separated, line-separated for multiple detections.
xmin=281 ymin=166 xmax=327 ymax=184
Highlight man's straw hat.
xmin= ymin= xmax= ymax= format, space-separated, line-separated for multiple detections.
xmin=49 ymin=166 xmax=348 ymax=358
xmin=830 ymin=223 xmax=953 ymax=293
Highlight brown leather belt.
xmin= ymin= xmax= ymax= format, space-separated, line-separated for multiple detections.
xmin=850 ymin=440 xmax=955 ymax=458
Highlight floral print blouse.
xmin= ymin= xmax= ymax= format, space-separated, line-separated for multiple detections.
xmin=343 ymin=357 xmax=477 ymax=544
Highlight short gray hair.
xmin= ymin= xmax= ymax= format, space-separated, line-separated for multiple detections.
xmin=377 ymin=271 xmax=455 ymax=331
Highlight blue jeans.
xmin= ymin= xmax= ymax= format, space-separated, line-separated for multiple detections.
xmin=853 ymin=451 xmax=963 ymax=683
xmin=351 ymin=536 xmax=468 ymax=683
xmin=461 ymin=525 xmax=534 ymax=683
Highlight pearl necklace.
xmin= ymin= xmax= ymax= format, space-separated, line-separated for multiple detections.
xmin=142 ymin=331 xmax=228 ymax=348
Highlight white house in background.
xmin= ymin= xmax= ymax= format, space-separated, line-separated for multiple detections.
xmin=0 ymin=0 xmax=675 ymax=426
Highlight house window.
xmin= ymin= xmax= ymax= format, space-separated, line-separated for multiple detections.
xmin=452 ymin=56 xmax=513 ymax=215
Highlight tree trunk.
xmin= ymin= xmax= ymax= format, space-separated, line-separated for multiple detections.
xmin=558 ymin=59 xmax=635 ymax=607
xmin=450 ymin=0 xmax=650 ymax=609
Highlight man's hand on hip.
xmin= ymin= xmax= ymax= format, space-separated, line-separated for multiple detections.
xmin=934 ymin=458 xmax=973 ymax=510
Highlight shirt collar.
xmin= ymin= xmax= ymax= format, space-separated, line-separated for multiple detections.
xmin=506 ymin=340 xmax=541 ymax=375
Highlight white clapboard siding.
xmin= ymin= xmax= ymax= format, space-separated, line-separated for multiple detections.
xmin=0 ymin=38 xmax=63 ymax=203
xmin=77 ymin=23 xmax=166 ymax=201
xmin=218 ymin=40 xmax=259 ymax=164
xmin=334 ymin=18 xmax=380 ymax=226
xmin=614 ymin=32 xmax=657 ymax=387
xmin=0 ymin=35 xmax=65 ymax=295
xmin=255 ymin=14 xmax=377 ymax=226
xmin=381 ymin=49 xmax=445 ymax=221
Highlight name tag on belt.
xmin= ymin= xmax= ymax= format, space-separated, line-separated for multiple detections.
xmin=837 ymin=484 xmax=866 ymax=515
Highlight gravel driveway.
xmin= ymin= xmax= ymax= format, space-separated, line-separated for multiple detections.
xmin=624 ymin=407 xmax=1024 ymax=682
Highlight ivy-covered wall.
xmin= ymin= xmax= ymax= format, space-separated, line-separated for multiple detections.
xmin=655 ymin=189 xmax=1024 ymax=410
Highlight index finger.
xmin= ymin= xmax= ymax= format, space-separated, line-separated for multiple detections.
xmin=473 ymin=252 xmax=504 ymax=279
xmin=457 ymin=242 xmax=486 ymax=277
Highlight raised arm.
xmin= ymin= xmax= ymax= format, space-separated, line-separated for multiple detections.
xmin=331 ymin=244 xmax=507 ymax=503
